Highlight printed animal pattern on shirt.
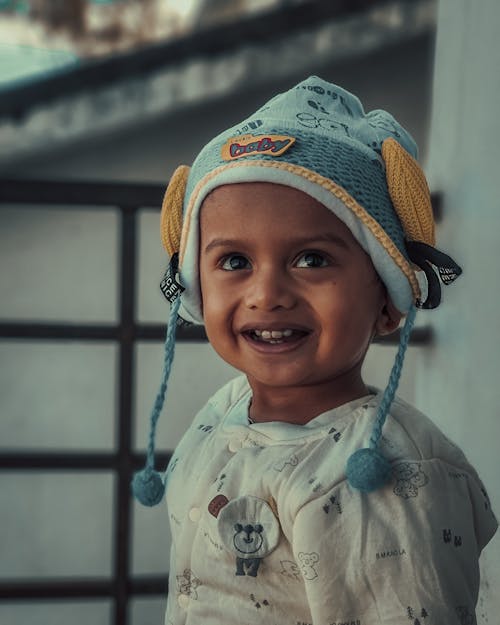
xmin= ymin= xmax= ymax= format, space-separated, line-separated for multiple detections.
xmin=274 ymin=454 xmax=299 ymax=472
xmin=407 ymin=606 xmax=429 ymax=624
xmin=197 ymin=424 xmax=214 ymax=433
xmin=233 ymin=523 xmax=266 ymax=577
xmin=308 ymin=476 xmax=323 ymax=493
xmin=328 ymin=426 xmax=342 ymax=442
xmin=249 ymin=593 xmax=270 ymax=609
xmin=218 ymin=496 xmax=281 ymax=578
xmin=215 ymin=472 xmax=227 ymax=492
xmin=176 ymin=569 xmax=201 ymax=599
xmin=442 ymin=528 xmax=463 ymax=547
xmin=280 ymin=559 xmax=301 ymax=581
xmin=298 ymin=552 xmax=319 ymax=580
xmin=322 ymin=494 xmax=342 ymax=515
xmin=393 ymin=462 xmax=429 ymax=499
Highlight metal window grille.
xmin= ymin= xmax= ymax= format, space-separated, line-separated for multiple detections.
xmin=0 ymin=177 xmax=434 ymax=624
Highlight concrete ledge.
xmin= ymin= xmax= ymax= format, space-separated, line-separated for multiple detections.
xmin=0 ymin=0 xmax=435 ymax=163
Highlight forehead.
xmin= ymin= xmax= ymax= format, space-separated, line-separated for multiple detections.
xmin=200 ymin=182 xmax=357 ymax=244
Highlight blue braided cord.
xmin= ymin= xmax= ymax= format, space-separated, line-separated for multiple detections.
xmin=145 ymin=296 xmax=181 ymax=470
xmin=369 ymin=306 xmax=417 ymax=449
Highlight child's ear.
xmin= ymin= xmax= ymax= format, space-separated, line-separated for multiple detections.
xmin=375 ymin=297 xmax=403 ymax=336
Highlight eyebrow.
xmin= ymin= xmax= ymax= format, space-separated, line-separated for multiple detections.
xmin=296 ymin=233 xmax=351 ymax=250
xmin=203 ymin=233 xmax=351 ymax=254
xmin=203 ymin=238 xmax=245 ymax=254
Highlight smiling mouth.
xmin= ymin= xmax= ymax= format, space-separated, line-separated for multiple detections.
xmin=245 ymin=328 xmax=309 ymax=344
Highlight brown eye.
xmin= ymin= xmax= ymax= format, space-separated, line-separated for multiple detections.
xmin=221 ymin=255 xmax=250 ymax=270
xmin=295 ymin=252 xmax=328 ymax=268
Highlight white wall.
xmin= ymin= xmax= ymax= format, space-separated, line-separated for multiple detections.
xmin=416 ymin=0 xmax=500 ymax=618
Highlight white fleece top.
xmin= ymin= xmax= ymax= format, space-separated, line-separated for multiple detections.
xmin=164 ymin=376 xmax=497 ymax=625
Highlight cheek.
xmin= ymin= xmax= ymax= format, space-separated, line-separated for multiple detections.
xmin=200 ymin=286 xmax=237 ymax=354
xmin=202 ymin=280 xmax=228 ymax=318
xmin=199 ymin=265 xmax=223 ymax=326
xmin=201 ymin=296 xmax=222 ymax=336
xmin=316 ymin=289 xmax=380 ymax=347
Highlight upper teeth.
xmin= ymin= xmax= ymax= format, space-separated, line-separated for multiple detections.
xmin=254 ymin=329 xmax=293 ymax=339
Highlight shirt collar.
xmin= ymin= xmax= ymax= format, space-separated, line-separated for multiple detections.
xmin=222 ymin=380 xmax=380 ymax=443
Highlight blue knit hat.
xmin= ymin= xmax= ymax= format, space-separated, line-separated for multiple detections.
xmin=132 ymin=76 xmax=461 ymax=505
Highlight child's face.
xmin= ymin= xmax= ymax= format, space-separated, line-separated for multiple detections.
xmin=199 ymin=182 xmax=398 ymax=398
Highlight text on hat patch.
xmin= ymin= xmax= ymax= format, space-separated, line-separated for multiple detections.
xmin=222 ymin=134 xmax=296 ymax=161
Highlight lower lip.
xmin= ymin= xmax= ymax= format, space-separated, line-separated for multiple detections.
xmin=241 ymin=332 xmax=309 ymax=354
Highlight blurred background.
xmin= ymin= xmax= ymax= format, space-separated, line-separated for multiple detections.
xmin=0 ymin=1 xmax=499 ymax=624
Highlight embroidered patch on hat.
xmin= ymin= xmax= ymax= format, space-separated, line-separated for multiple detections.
xmin=221 ymin=134 xmax=296 ymax=160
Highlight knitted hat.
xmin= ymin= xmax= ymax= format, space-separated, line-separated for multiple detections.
xmin=132 ymin=76 xmax=461 ymax=506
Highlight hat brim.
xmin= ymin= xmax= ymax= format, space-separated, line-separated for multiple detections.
xmin=178 ymin=161 xmax=420 ymax=323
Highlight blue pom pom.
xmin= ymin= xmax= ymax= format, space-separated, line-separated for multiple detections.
xmin=346 ymin=448 xmax=392 ymax=492
xmin=131 ymin=468 xmax=165 ymax=506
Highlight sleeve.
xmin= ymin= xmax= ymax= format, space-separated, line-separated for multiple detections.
xmin=290 ymin=459 xmax=498 ymax=625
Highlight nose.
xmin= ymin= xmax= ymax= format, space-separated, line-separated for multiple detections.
xmin=244 ymin=264 xmax=296 ymax=311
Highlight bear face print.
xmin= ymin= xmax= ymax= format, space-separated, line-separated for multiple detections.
xmin=233 ymin=523 xmax=264 ymax=555
xmin=218 ymin=496 xmax=280 ymax=560
xmin=218 ymin=496 xmax=281 ymax=577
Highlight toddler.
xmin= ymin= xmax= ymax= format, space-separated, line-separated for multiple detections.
xmin=133 ymin=76 xmax=497 ymax=625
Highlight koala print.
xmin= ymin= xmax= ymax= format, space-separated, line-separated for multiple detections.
xmin=298 ymin=552 xmax=319 ymax=580
xmin=218 ymin=496 xmax=281 ymax=578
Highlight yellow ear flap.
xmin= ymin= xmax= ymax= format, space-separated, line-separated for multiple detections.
xmin=160 ymin=165 xmax=190 ymax=256
xmin=382 ymin=137 xmax=435 ymax=247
